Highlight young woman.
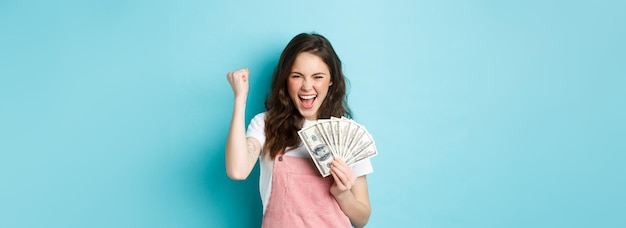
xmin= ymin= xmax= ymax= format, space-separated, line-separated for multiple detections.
xmin=226 ymin=33 xmax=373 ymax=228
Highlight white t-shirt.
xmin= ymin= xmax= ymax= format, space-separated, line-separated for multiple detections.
xmin=246 ymin=112 xmax=374 ymax=214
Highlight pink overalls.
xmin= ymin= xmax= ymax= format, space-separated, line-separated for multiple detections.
xmin=262 ymin=154 xmax=351 ymax=228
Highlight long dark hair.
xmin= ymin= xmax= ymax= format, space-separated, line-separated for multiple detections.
xmin=263 ymin=33 xmax=352 ymax=159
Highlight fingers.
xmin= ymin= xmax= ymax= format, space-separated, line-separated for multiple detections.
xmin=226 ymin=68 xmax=249 ymax=96
xmin=331 ymin=159 xmax=356 ymax=192
xmin=227 ymin=68 xmax=249 ymax=83
xmin=233 ymin=68 xmax=249 ymax=81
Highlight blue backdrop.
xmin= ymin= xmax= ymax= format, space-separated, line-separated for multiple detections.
xmin=1 ymin=0 xmax=624 ymax=227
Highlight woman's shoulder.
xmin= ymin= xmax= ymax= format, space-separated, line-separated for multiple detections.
xmin=248 ymin=112 xmax=267 ymax=127
xmin=251 ymin=112 xmax=267 ymax=121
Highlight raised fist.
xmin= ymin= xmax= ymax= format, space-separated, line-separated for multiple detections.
xmin=226 ymin=68 xmax=249 ymax=98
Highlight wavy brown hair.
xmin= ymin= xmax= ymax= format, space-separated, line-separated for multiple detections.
xmin=263 ymin=33 xmax=352 ymax=159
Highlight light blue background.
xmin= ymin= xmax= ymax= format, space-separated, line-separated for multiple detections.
xmin=1 ymin=0 xmax=624 ymax=227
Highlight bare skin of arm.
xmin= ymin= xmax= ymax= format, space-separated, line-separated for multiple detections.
xmin=331 ymin=159 xmax=371 ymax=227
xmin=225 ymin=68 xmax=261 ymax=180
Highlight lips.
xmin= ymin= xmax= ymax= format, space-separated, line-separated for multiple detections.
xmin=299 ymin=94 xmax=316 ymax=109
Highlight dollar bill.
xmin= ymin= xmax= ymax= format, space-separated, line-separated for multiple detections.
xmin=298 ymin=117 xmax=378 ymax=176
xmin=298 ymin=124 xmax=334 ymax=177
xmin=316 ymin=119 xmax=337 ymax=157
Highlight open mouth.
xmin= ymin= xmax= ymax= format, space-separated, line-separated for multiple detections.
xmin=299 ymin=95 xmax=317 ymax=109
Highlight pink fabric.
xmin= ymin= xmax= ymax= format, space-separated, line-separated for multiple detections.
xmin=262 ymin=154 xmax=351 ymax=228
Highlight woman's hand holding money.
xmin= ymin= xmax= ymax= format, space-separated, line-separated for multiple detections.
xmin=330 ymin=158 xmax=372 ymax=227
xmin=330 ymin=158 xmax=357 ymax=197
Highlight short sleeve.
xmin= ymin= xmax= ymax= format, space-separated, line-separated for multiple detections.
xmin=246 ymin=112 xmax=266 ymax=149
xmin=351 ymin=158 xmax=374 ymax=177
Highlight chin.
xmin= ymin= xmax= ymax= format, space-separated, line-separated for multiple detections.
xmin=298 ymin=109 xmax=318 ymax=120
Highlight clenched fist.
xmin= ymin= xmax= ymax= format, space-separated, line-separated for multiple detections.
xmin=226 ymin=68 xmax=249 ymax=98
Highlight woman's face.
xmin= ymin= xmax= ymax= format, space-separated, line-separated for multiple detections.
xmin=287 ymin=52 xmax=332 ymax=120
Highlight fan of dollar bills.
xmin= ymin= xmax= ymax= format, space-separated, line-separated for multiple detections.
xmin=298 ymin=117 xmax=378 ymax=177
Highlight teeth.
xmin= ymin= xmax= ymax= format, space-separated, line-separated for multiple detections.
xmin=300 ymin=95 xmax=316 ymax=99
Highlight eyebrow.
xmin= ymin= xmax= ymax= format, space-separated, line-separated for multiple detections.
xmin=290 ymin=71 xmax=328 ymax=76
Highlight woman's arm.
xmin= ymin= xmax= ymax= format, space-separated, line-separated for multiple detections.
xmin=330 ymin=159 xmax=371 ymax=228
xmin=225 ymin=68 xmax=261 ymax=180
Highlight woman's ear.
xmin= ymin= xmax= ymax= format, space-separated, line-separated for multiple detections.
xmin=329 ymin=81 xmax=333 ymax=86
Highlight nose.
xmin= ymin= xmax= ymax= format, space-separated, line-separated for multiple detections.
xmin=301 ymin=78 xmax=312 ymax=90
